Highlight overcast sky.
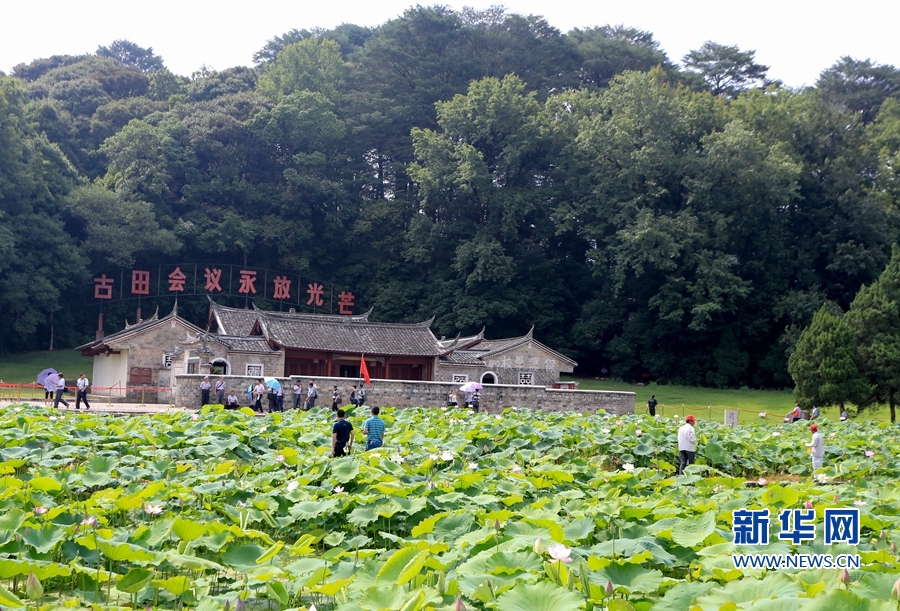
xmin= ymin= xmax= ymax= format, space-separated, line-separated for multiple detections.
xmin=3 ymin=0 xmax=898 ymax=88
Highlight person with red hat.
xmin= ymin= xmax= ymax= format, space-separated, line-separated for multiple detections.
xmin=805 ymin=423 xmax=824 ymax=471
xmin=677 ymin=414 xmax=697 ymax=475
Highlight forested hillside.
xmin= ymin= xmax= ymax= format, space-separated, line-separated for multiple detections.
xmin=2 ymin=5 xmax=900 ymax=387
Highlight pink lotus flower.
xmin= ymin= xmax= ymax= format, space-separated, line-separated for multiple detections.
xmin=511 ymin=465 xmax=523 ymax=473
xmin=615 ymin=420 xmax=623 ymax=426
xmin=33 ymin=506 xmax=48 ymax=515
xmin=275 ymin=454 xmax=285 ymax=463
xmin=546 ymin=543 xmax=573 ymax=563
xmin=805 ymin=500 xmax=814 ymax=510
xmin=143 ymin=503 xmax=163 ymax=515
xmin=866 ymin=450 xmax=875 ymax=457
xmin=80 ymin=516 xmax=98 ymax=527
xmin=635 ymin=430 xmax=643 ymax=436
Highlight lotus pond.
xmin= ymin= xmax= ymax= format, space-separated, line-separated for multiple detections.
xmin=1 ymin=403 xmax=899 ymax=610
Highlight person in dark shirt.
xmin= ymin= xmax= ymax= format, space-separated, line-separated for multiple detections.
xmin=648 ymin=394 xmax=658 ymax=417
xmin=332 ymin=409 xmax=354 ymax=457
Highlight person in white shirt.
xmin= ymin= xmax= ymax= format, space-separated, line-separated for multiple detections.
xmin=54 ymin=373 xmax=70 ymax=409
xmin=226 ymin=391 xmax=240 ymax=410
xmin=293 ymin=382 xmax=303 ymax=409
xmin=253 ymin=379 xmax=266 ymax=413
xmin=76 ymin=372 xmax=91 ymax=410
xmin=215 ymin=376 xmax=226 ymax=405
xmin=806 ymin=423 xmax=824 ymax=470
xmin=677 ymin=414 xmax=697 ymax=475
xmin=199 ymin=376 xmax=212 ymax=406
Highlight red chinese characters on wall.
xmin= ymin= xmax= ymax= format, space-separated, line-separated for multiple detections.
xmin=306 ymin=282 xmax=324 ymax=307
xmin=131 ymin=270 xmax=150 ymax=295
xmin=94 ymin=274 xmax=114 ymax=299
xmin=204 ymin=267 xmax=223 ymax=292
xmin=238 ymin=270 xmax=257 ymax=295
xmin=168 ymin=267 xmax=187 ymax=292
xmin=273 ymin=275 xmax=291 ymax=300
xmin=338 ymin=291 xmax=355 ymax=315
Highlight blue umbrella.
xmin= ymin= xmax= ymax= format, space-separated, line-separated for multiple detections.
xmin=37 ymin=368 xmax=57 ymax=385
xmin=247 ymin=385 xmax=255 ymax=402
xmin=264 ymin=377 xmax=282 ymax=392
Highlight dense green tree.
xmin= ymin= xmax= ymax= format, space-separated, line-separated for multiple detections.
xmin=817 ymin=56 xmax=900 ymax=124
xmin=96 ymin=39 xmax=165 ymax=73
xmin=187 ymin=67 xmax=257 ymax=102
xmin=256 ymin=38 xmax=347 ymax=101
xmin=0 ymin=77 xmax=86 ymax=352
xmin=568 ymin=25 xmax=674 ymax=87
xmin=683 ymin=41 xmax=770 ymax=97
xmin=788 ymin=304 xmax=867 ymax=410
xmin=846 ymin=245 xmax=900 ymax=422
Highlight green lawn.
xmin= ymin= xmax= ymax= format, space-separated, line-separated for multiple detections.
xmin=562 ymin=376 xmax=893 ymax=423
xmin=0 ymin=349 xmax=89 ymax=385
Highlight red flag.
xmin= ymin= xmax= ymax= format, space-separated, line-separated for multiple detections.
xmin=360 ymin=354 xmax=371 ymax=386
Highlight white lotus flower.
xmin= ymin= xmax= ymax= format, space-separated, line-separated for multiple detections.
xmin=275 ymin=454 xmax=285 ymax=463
xmin=511 ymin=465 xmax=523 ymax=473
xmin=854 ymin=500 xmax=867 ymax=506
xmin=191 ymin=414 xmax=199 ymax=421
xmin=333 ymin=486 xmax=344 ymax=494
xmin=449 ymin=418 xmax=457 ymax=425
xmin=370 ymin=452 xmax=382 ymax=458
xmin=771 ymin=432 xmax=781 ymax=437
xmin=758 ymin=478 xmax=768 ymax=485
xmin=440 ymin=451 xmax=454 ymax=461
xmin=390 ymin=453 xmax=405 ymax=464
xmin=286 ymin=481 xmax=299 ymax=491
xmin=429 ymin=453 xmax=439 ymax=461
xmin=622 ymin=463 xmax=635 ymax=472
xmin=635 ymin=429 xmax=643 ymax=436
xmin=259 ymin=426 xmax=267 ymax=433
xmin=468 ymin=462 xmax=478 ymax=470
xmin=814 ymin=474 xmax=829 ymax=484
xmin=495 ymin=415 xmax=502 ymax=420
xmin=547 ymin=543 xmax=573 ymax=563
xmin=143 ymin=503 xmax=163 ymax=515
xmin=49 ymin=416 xmax=57 ymax=421
xmin=601 ymin=428 xmax=611 ymax=434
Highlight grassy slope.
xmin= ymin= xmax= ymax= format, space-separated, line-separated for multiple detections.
xmin=0 ymin=349 xmax=89 ymax=384
xmin=563 ymin=376 xmax=891 ymax=423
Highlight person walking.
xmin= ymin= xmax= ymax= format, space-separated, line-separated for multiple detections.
xmin=253 ymin=379 xmax=265 ymax=413
xmin=215 ymin=376 xmax=226 ymax=405
xmin=306 ymin=382 xmax=317 ymax=410
xmin=275 ymin=385 xmax=284 ymax=412
xmin=448 ymin=390 xmax=458 ymax=408
xmin=471 ymin=388 xmax=481 ymax=413
xmin=677 ymin=415 xmax=697 ymax=475
xmin=293 ymin=381 xmax=303 ymax=410
xmin=363 ymin=406 xmax=386 ymax=450
xmin=647 ymin=394 xmax=658 ymax=417
xmin=331 ymin=409 xmax=354 ymax=457
xmin=806 ymin=423 xmax=824 ymax=471
xmin=200 ymin=376 xmax=212 ymax=407
xmin=358 ymin=385 xmax=367 ymax=407
xmin=54 ymin=373 xmax=70 ymax=409
xmin=75 ymin=372 xmax=91 ymax=410
xmin=349 ymin=385 xmax=358 ymax=407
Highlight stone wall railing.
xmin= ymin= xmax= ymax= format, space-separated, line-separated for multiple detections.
xmin=174 ymin=374 xmax=635 ymax=415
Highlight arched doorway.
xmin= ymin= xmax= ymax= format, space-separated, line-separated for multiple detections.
xmin=210 ymin=358 xmax=229 ymax=376
xmin=481 ymin=371 xmax=497 ymax=384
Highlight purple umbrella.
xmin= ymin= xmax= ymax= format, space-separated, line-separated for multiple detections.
xmin=36 ymin=368 xmax=57 ymax=385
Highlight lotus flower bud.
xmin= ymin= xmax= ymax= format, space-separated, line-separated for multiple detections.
xmin=26 ymin=572 xmax=43 ymax=600
xmin=455 ymin=598 xmax=466 ymax=611
xmin=804 ymin=500 xmax=813 ymax=510
xmin=834 ymin=495 xmax=840 ymax=504
xmin=892 ymin=576 xmax=900 ymax=601
xmin=533 ymin=538 xmax=543 ymax=554
xmin=881 ymin=530 xmax=887 ymax=539
xmin=606 ymin=580 xmax=614 ymax=596
xmin=235 ymin=598 xmax=246 ymax=611
xmin=224 ymin=601 xmax=231 ymax=611
xmin=309 ymin=605 xmax=317 ymax=611
xmin=892 ymin=542 xmax=897 ymax=553
xmin=494 ymin=519 xmax=501 ymax=530
xmin=841 ymin=569 xmax=851 ymax=586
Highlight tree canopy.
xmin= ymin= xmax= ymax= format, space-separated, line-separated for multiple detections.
xmin=3 ymin=9 xmax=900 ymax=392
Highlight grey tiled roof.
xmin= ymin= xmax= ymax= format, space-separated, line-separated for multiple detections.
xmin=217 ymin=336 xmax=280 ymax=354
xmin=260 ymin=315 xmax=444 ymax=356
xmin=209 ymin=300 xmax=371 ymax=336
xmin=439 ymin=352 xmax=485 ymax=365
xmin=75 ymin=306 xmax=204 ymax=352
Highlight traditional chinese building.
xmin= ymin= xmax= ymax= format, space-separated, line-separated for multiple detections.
xmin=77 ymin=299 xmax=577 ymax=391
